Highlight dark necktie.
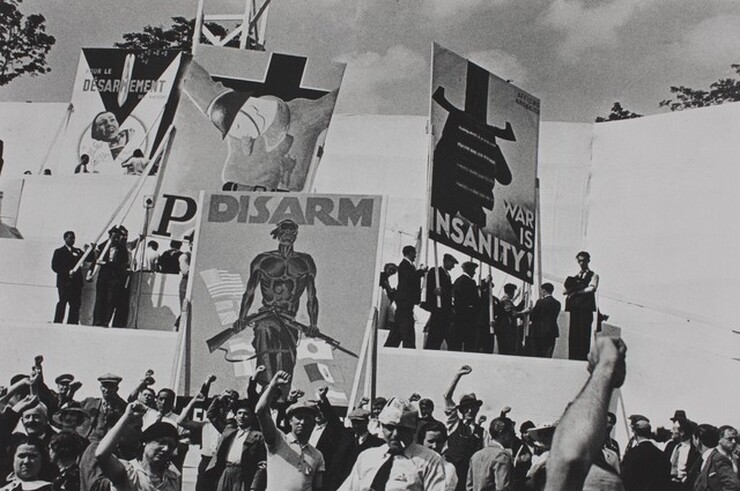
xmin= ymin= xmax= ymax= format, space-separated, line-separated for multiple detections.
xmin=370 ymin=451 xmax=401 ymax=491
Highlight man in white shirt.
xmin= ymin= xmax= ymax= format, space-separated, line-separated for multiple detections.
xmin=339 ymin=397 xmax=446 ymax=491
xmin=664 ymin=417 xmax=699 ymax=488
xmin=256 ymin=371 xmax=325 ymax=491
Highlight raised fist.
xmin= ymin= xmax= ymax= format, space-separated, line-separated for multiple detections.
xmin=273 ymin=371 xmax=291 ymax=386
xmin=127 ymin=401 xmax=148 ymax=418
xmin=318 ymin=386 xmax=329 ymax=398
xmin=255 ymin=366 xmax=267 ymax=375
xmin=458 ymin=365 xmax=472 ymax=376
xmin=587 ymin=336 xmax=627 ymax=389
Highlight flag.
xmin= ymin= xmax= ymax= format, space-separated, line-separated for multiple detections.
xmin=317 ymin=363 xmax=335 ymax=384
xmin=296 ymin=338 xmax=334 ymax=360
xmin=327 ymin=389 xmax=348 ymax=404
xmin=304 ymin=363 xmax=324 ymax=383
xmin=200 ymin=269 xmax=245 ymax=326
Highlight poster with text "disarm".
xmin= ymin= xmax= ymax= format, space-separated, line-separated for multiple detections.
xmin=428 ymin=44 xmax=539 ymax=283
xmin=150 ymin=47 xmax=345 ymax=240
xmin=188 ymin=192 xmax=382 ymax=404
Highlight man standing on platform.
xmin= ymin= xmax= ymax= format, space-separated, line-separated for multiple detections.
xmin=528 ymin=283 xmax=561 ymax=358
xmin=92 ymin=227 xmax=129 ymax=327
xmin=564 ymin=251 xmax=599 ymax=361
xmin=450 ymin=261 xmax=480 ymax=352
xmin=51 ymin=231 xmax=85 ymax=324
xmin=385 ymin=245 xmax=426 ymax=348
xmin=424 ymin=253 xmax=457 ymax=350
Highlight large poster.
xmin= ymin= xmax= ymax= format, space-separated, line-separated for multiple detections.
xmin=188 ymin=192 xmax=382 ymax=404
xmin=59 ymin=49 xmax=184 ymax=175
xmin=429 ymin=44 xmax=539 ymax=283
xmin=150 ymin=49 xmax=345 ymax=240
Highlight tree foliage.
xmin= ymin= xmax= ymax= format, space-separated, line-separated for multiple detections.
xmin=115 ymin=16 xmax=238 ymax=52
xmin=0 ymin=0 xmax=56 ymax=86
xmin=659 ymin=64 xmax=740 ymax=111
xmin=595 ymin=102 xmax=643 ymax=123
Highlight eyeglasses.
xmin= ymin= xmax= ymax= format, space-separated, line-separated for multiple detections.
xmin=724 ymin=436 xmax=738 ymax=441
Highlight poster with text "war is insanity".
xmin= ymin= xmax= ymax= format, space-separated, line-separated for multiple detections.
xmin=429 ymin=44 xmax=539 ymax=283
xmin=150 ymin=47 xmax=345 ymax=240
xmin=187 ymin=192 xmax=382 ymax=404
xmin=59 ymin=49 xmax=184 ymax=175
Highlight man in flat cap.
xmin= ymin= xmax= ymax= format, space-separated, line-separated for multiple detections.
xmin=256 ymin=371 xmax=325 ymax=491
xmin=206 ymin=399 xmax=266 ymax=491
xmin=80 ymin=373 xmax=127 ymax=442
xmin=450 ymin=261 xmax=480 ymax=352
xmin=424 ymin=253 xmax=457 ymax=350
xmin=326 ymin=407 xmax=385 ymax=490
xmin=443 ymin=365 xmax=485 ymax=490
xmin=96 ymin=401 xmax=181 ymax=491
xmin=232 ymin=218 xmax=321 ymax=391
xmin=339 ymin=397 xmax=446 ymax=490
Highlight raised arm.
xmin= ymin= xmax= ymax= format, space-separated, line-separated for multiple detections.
xmin=96 ymin=402 xmax=148 ymax=487
xmin=317 ymin=386 xmax=341 ymax=429
xmin=176 ymin=391 xmax=206 ymax=429
xmin=256 ymin=371 xmax=291 ymax=449
xmin=545 ymin=337 xmax=626 ymax=491
xmin=127 ymin=370 xmax=155 ymax=403
xmin=444 ymin=365 xmax=471 ymax=408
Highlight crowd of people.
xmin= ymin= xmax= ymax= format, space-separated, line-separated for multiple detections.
xmin=51 ymin=228 xmax=191 ymax=328
xmin=380 ymin=246 xmax=599 ymax=361
xmin=1 ymin=337 xmax=737 ymax=490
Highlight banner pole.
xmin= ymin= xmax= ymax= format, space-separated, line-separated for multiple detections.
xmin=71 ymin=124 xmax=173 ymax=274
xmin=37 ymin=103 xmax=73 ymax=174
xmin=536 ymin=178 xmax=543 ymax=291
xmin=370 ymin=307 xmax=378 ymax=403
xmin=433 ymin=241 xmax=441 ymax=308
xmin=348 ymin=310 xmax=374 ymax=411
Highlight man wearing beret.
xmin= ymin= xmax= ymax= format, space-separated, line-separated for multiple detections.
xmin=423 ymin=253 xmax=457 ymax=350
xmin=256 ymin=371 xmax=324 ymax=490
xmin=339 ymin=397 xmax=446 ymax=490
xmin=80 ymin=373 xmax=127 ymax=442
xmin=96 ymin=401 xmax=181 ymax=491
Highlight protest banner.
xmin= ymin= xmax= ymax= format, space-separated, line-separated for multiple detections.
xmin=429 ymin=44 xmax=539 ymax=283
xmin=187 ymin=192 xmax=382 ymax=403
xmin=58 ymin=49 xmax=184 ymax=175
xmin=150 ymin=47 xmax=345 ymax=240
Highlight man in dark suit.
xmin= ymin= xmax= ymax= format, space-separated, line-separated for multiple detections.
xmin=691 ymin=423 xmax=740 ymax=491
xmin=664 ymin=415 xmax=700 ymax=489
xmin=51 ymin=231 xmax=85 ymax=324
xmin=385 ymin=245 xmax=426 ymax=348
xmin=564 ymin=250 xmax=599 ymax=361
xmin=621 ymin=419 xmax=671 ymax=491
xmin=206 ymin=401 xmax=266 ymax=491
xmin=527 ymin=283 xmax=561 ymax=358
xmin=496 ymin=283 xmax=526 ymax=355
xmin=325 ymin=408 xmax=384 ymax=490
xmin=92 ymin=227 xmax=130 ymax=327
xmin=449 ymin=261 xmax=480 ymax=352
xmin=311 ymin=387 xmax=344 ymax=473
xmin=423 ymin=253 xmax=457 ymax=350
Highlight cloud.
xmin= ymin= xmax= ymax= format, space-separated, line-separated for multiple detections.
xmin=678 ymin=15 xmax=740 ymax=69
xmin=334 ymin=45 xmax=426 ymax=113
xmin=423 ymin=0 xmax=498 ymax=19
xmin=543 ymin=0 xmax=648 ymax=60
xmin=467 ymin=49 xmax=529 ymax=85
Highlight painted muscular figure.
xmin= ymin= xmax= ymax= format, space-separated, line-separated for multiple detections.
xmin=233 ymin=218 xmax=320 ymax=386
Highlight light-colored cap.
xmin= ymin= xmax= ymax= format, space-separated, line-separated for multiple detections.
xmin=378 ymin=397 xmax=418 ymax=430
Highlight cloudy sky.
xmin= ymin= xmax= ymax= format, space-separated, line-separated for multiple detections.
xmin=2 ymin=0 xmax=739 ymax=122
